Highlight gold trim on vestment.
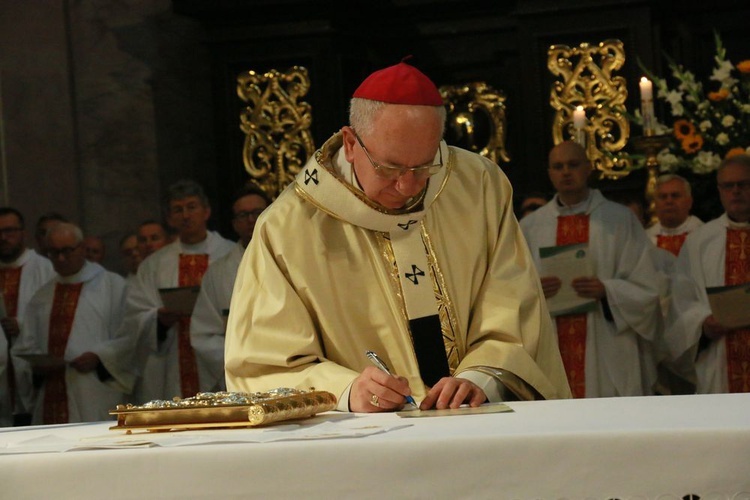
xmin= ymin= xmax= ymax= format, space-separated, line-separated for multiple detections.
xmin=421 ymin=221 xmax=459 ymax=374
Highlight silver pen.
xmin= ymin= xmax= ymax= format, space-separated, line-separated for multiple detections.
xmin=364 ymin=350 xmax=418 ymax=408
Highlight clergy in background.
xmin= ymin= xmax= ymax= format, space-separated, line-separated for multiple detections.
xmin=0 ymin=207 xmax=55 ymax=426
xmin=12 ymin=223 xmax=133 ymax=424
xmin=190 ymin=183 xmax=269 ymax=393
xmin=520 ymin=141 xmax=661 ymax=398
xmin=225 ymin=61 xmax=571 ymax=412
xmin=125 ymin=180 xmax=234 ymax=403
xmin=646 ymin=174 xmax=703 ymax=256
xmin=667 ymin=154 xmax=750 ymax=393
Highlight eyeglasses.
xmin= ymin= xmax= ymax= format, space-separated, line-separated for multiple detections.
xmin=718 ymin=180 xmax=750 ymax=191
xmin=47 ymin=244 xmax=81 ymax=259
xmin=233 ymin=209 xmax=265 ymax=221
xmin=354 ymin=132 xmax=443 ymax=180
xmin=0 ymin=227 xmax=22 ymax=237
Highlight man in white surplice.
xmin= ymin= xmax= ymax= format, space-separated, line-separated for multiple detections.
xmin=190 ymin=184 xmax=269 ymax=392
xmin=0 ymin=207 xmax=55 ymax=426
xmin=666 ymin=154 xmax=750 ymax=393
xmin=125 ymin=180 xmax=234 ymax=403
xmin=520 ymin=141 xmax=661 ymax=397
xmin=645 ymin=174 xmax=703 ymax=395
xmin=12 ymin=223 xmax=133 ymax=424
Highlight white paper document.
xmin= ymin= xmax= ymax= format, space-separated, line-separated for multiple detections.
xmin=539 ymin=243 xmax=597 ymax=316
xmin=0 ymin=415 xmax=412 ymax=455
xmin=158 ymin=286 xmax=201 ymax=315
xmin=706 ymin=282 xmax=750 ymax=329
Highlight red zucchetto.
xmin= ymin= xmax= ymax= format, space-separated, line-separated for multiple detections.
xmin=352 ymin=61 xmax=444 ymax=106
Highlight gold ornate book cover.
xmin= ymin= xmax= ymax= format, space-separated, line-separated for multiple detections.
xmin=110 ymin=389 xmax=337 ymax=432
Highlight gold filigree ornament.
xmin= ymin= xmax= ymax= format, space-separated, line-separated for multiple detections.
xmin=439 ymin=82 xmax=511 ymax=165
xmin=237 ymin=66 xmax=315 ymax=199
xmin=109 ymin=389 xmax=336 ymax=432
xmin=549 ymin=40 xmax=632 ymax=178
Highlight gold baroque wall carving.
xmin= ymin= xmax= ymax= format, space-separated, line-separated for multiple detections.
xmin=440 ymin=82 xmax=511 ymax=166
xmin=548 ymin=39 xmax=632 ymax=178
xmin=237 ymin=66 xmax=315 ymax=199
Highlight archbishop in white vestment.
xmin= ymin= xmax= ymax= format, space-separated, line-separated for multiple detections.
xmin=521 ymin=189 xmax=661 ymax=397
xmin=225 ymin=131 xmax=571 ymax=406
xmin=13 ymin=261 xmax=132 ymax=423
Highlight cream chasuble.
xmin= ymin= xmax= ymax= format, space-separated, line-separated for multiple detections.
xmin=225 ymin=133 xmax=571 ymax=404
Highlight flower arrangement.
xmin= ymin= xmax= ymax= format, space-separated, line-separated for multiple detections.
xmin=638 ymin=32 xmax=750 ymax=174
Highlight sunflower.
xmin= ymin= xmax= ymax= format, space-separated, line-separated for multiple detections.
xmin=708 ymin=88 xmax=730 ymax=101
xmin=737 ymin=60 xmax=750 ymax=74
xmin=726 ymin=147 xmax=746 ymax=159
xmin=681 ymin=134 xmax=704 ymax=154
xmin=673 ymin=119 xmax=696 ymax=140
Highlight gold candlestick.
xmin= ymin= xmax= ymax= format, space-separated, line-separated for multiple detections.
xmin=631 ymin=134 xmax=671 ymax=225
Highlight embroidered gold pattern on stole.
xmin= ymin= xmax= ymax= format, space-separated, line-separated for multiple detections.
xmin=656 ymin=233 xmax=688 ymax=257
xmin=421 ymin=222 xmax=460 ymax=374
xmin=724 ymin=228 xmax=750 ymax=393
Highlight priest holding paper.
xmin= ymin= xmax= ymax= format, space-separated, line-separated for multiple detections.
xmin=666 ymin=154 xmax=750 ymax=393
xmin=520 ymin=141 xmax=661 ymax=398
xmin=125 ymin=180 xmax=234 ymax=403
xmin=12 ymin=223 xmax=133 ymax=424
xmin=225 ymin=61 xmax=571 ymax=413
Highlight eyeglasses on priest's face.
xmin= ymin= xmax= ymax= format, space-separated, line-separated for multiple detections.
xmin=47 ymin=244 xmax=81 ymax=259
xmin=354 ymin=132 xmax=443 ymax=181
xmin=718 ymin=180 xmax=750 ymax=191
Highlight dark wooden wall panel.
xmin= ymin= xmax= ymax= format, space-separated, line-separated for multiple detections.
xmin=172 ymin=0 xmax=750 ymax=226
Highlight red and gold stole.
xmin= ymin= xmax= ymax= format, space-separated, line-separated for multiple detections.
xmin=0 ymin=266 xmax=22 ymax=407
xmin=555 ymin=214 xmax=590 ymax=398
xmin=177 ymin=254 xmax=208 ymax=397
xmin=724 ymin=228 xmax=750 ymax=393
xmin=43 ymin=282 xmax=83 ymax=424
xmin=656 ymin=233 xmax=688 ymax=256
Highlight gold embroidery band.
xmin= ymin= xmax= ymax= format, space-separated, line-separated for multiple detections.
xmin=43 ymin=282 xmax=83 ymax=424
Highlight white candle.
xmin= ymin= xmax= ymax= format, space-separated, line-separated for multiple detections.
xmin=573 ymin=106 xmax=586 ymax=129
xmin=640 ymin=77 xmax=655 ymax=135
xmin=639 ymin=77 xmax=653 ymax=101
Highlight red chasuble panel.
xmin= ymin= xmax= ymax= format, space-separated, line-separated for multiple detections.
xmin=177 ymin=254 xmax=209 ymax=398
xmin=656 ymin=233 xmax=688 ymax=257
xmin=724 ymin=229 xmax=750 ymax=393
xmin=0 ymin=266 xmax=22 ymax=407
xmin=43 ymin=282 xmax=83 ymax=424
xmin=555 ymin=214 xmax=590 ymax=398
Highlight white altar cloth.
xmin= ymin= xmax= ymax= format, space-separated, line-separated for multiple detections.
xmin=1 ymin=394 xmax=749 ymax=499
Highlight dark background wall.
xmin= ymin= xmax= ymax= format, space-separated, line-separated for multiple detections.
xmin=1 ymin=0 xmax=748 ymax=272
